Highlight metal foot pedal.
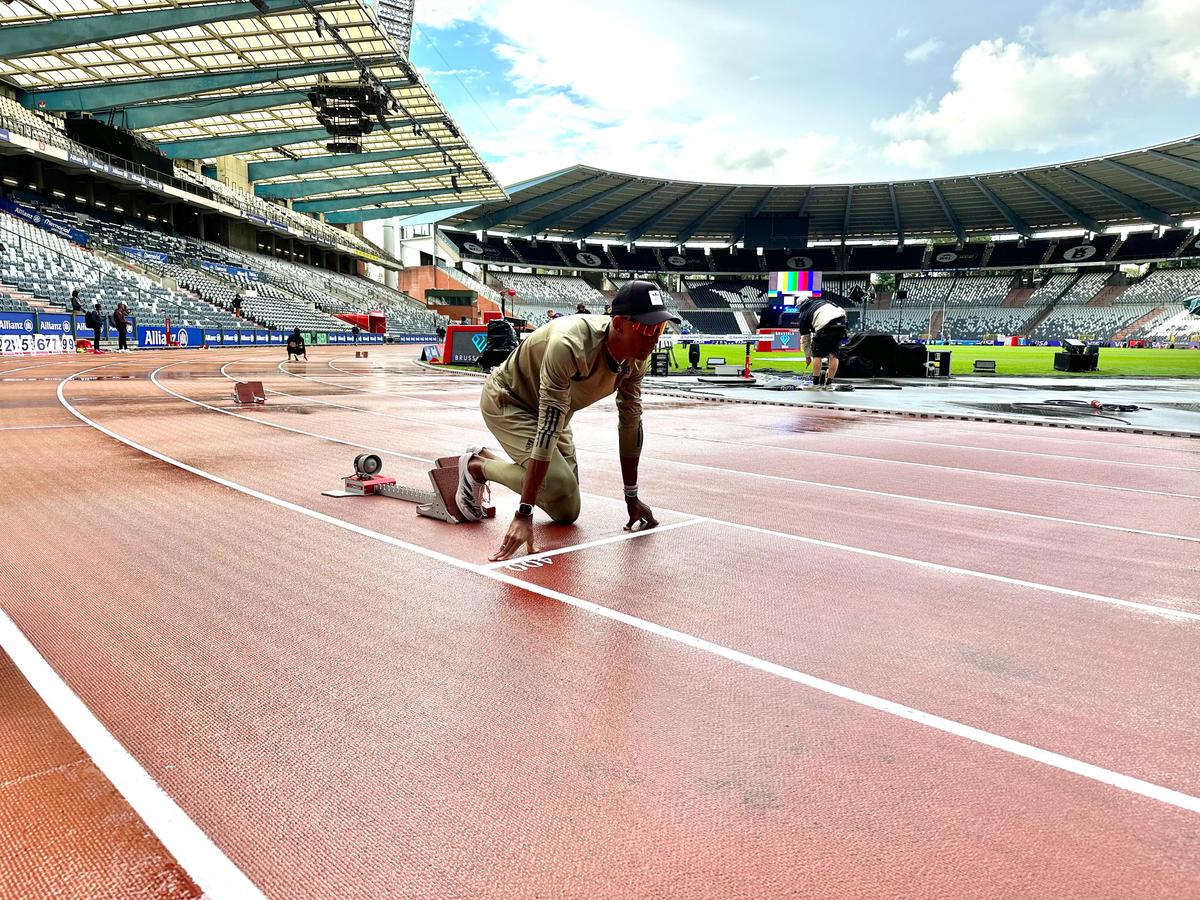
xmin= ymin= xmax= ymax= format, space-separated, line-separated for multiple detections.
xmin=322 ymin=454 xmax=494 ymax=523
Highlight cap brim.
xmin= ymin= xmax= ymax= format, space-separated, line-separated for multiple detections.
xmin=631 ymin=309 xmax=681 ymax=326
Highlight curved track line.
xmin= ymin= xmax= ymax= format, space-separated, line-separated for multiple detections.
xmin=154 ymin=361 xmax=1200 ymax=619
xmin=274 ymin=360 xmax=1200 ymax=500
xmin=215 ymin=358 xmax=1200 ymax=544
xmin=57 ymin=366 xmax=1200 ymax=816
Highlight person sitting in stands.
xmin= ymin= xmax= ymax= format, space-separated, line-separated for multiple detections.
xmin=575 ymin=303 xmax=588 ymax=314
xmin=286 ymin=328 xmax=307 ymax=361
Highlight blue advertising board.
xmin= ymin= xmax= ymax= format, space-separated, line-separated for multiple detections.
xmin=36 ymin=312 xmax=74 ymax=336
xmin=120 ymin=246 xmax=169 ymax=263
xmin=0 ymin=198 xmax=89 ymax=246
xmin=0 ymin=311 xmax=36 ymax=335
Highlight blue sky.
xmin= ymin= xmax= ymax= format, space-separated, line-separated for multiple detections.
xmin=407 ymin=0 xmax=1200 ymax=187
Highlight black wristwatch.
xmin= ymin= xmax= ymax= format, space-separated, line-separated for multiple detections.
xmin=515 ymin=502 xmax=534 ymax=519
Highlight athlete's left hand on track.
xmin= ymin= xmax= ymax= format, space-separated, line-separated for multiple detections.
xmin=624 ymin=499 xmax=659 ymax=532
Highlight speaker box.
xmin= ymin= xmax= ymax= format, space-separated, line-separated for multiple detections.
xmin=1054 ymin=352 xmax=1094 ymax=372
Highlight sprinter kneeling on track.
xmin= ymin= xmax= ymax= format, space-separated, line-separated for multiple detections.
xmin=451 ymin=280 xmax=680 ymax=561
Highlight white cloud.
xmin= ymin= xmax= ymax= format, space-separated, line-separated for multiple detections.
xmin=895 ymin=26 xmax=911 ymax=40
xmin=411 ymin=0 xmax=854 ymax=184
xmin=903 ymin=38 xmax=942 ymax=64
xmin=875 ymin=0 xmax=1200 ymax=169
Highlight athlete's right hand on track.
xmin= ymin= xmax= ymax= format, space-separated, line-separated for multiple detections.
xmin=491 ymin=516 xmax=534 ymax=562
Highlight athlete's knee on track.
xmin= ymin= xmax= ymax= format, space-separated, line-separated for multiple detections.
xmin=541 ymin=468 xmax=581 ymax=524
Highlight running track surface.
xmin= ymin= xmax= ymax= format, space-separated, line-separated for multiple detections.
xmin=0 ymin=347 xmax=1197 ymax=899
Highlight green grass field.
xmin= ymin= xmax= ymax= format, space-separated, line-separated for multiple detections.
xmin=667 ymin=343 xmax=1200 ymax=378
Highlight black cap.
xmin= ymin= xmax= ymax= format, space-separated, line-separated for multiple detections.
xmin=611 ymin=280 xmax=681 ymax=326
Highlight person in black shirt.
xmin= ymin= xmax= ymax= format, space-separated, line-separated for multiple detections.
xmin=795 ymin=296 xmax=848 ymax=390
xmin=286 ymin=328 xmax=307 ymax=361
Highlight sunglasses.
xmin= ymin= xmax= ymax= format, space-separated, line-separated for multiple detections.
xmin=627 ymin=319 xmax=666 ymax=338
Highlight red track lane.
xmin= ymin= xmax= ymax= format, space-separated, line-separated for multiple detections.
xmin=2 ymin=348 xmax=1197 ymax=897
xmin=0 ymin=646 xmax=199 ymax=899
xmin=500 ymin=522 xmax=1200 ymax=792
xmin=170 ymin=359 xmax=1200 ymax=609
xmin=236 ymin=359 xmax=1200 ymax=536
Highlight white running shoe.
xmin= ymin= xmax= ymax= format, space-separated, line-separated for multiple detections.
xmin=455 ymin=445 xmax=488 ymax=521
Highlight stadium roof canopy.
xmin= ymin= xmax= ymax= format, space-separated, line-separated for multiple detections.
xmin=440 ymin=135 xmax=1200 ymax=246
xmin=0 ymin=0 xmax=506 ymax=223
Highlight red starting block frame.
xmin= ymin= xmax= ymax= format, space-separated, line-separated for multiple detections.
xmin=232 ymin=381 xmax=266 ymax=405
xmin=322 ymin=454 xmax=494 ymax=523
xmin=355 ymin=350 xmax=369 ymax=359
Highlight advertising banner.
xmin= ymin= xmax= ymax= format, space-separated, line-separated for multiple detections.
xmin=0 ymin=311 xmax=37 ymax=335
xmin=0 ymin=197 xmax=89 ymax=246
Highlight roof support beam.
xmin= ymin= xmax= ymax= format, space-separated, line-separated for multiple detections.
xmin=0 ymin=0 xmax=341 ymax=59
xmin=1061 ymin=168 xmax=1178 ymax=227
xmin=888 ymin=183 xmax=903 ymax=247
xmin=797 ymin=187 xmax=816 ymax=217
xmin=295 ymin=188 xmax=455 ymax=214
xmin=969 ymin=176 xmax=1031 ymax=237
xmin=1144 ymin=148 xmax=1200 ymax=178
xmin=21 ymin=60 xmax=367 ymax=112
xmin=1103 ymin=158 xmax=1200 ymax=206
xmin=673 ymin=187 xmax=739 ymax=245
xmin=1013 ymin=172 xmax=1104 ymax=234
xmin=621 ymin=185 xmax=706 ymax=244
xmin=841 ymin=186 xmax=854 ymax=242
xmin=158 ymin=127 xmax=330 ymax=159
xmin=509 ymin=182 xmax=629 ymax=238
xmin=256 ymin=167 xmax=470 ymax=200
xmin=563 ymin=182 xmax=670 ymax=241
xmin=114 ymin=80 xmax=417 ymax=130
xmin=248 ymin=147 xmax=441 ymax=181
xmin=928 ymin=180 xmax=965 ymax=243
xmin=457 ymin=175 xmax=605 ymax=232
xmin=326 ymin=201 xmax=474 ymax=224
xmin=728 ymin=187 xmax=774 ymax=246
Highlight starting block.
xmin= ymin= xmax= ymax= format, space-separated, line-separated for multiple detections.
xmin=232 ymin=381 xmax=266 ymax=404
xmin=355 ymin=350 xmax=369 ymax=359
xmin=322 ymin=453 xmax=494 ymax=524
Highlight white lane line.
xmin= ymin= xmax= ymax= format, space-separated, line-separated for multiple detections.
xmin=58 ymin=367 xmax=1200 ymax=816
xmin=218 ymin=360 xmax=1200 ymax=544
xmin=650 ymin=434 xmax=1200 ymax=497
xmin=150 ymin=365 xmax=431 ymax=465
xmin=483 ymin=518 xmax=709 ymax=570
xmin=774 ymin=430 xmax=1200 ymax=473
xmin=158 ymin=362 xmax=1199 ymax=621
xmin=0 ymin=423 xmax=89 ymax=431
xmin=276 ymin=361 xmax=1200 ymax=500
xmin=0 ymin=599 xmax=266 ymax=900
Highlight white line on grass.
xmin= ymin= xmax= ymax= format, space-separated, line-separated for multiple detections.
xmin=58 ymin=366 xmax=1200 ymax=817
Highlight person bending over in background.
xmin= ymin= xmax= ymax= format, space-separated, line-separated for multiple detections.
xmin=451 ymin=280 xmax=679 ymax=561
xmin=286 ymin=328 xmax=307 ymax=361
xmin=796 ymin=295 xmax=848 ymax=391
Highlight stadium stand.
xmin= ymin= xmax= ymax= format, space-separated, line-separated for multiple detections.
xmin=940 ymin=308 xmax=1037 ymax=341
xmin=1025 ymin=273 xmax=1077 ymax=306
xmin=1027 ymin=304 xmax=1160 ymax=341
xmin=0 ymin=211 xmax=246 ymax=330
xmin=897 ymin=273 xmax=1012 ymax=307
xmin=436 ymin=263 xmax=501 ymax=302
xmin=494 ymin=273 xmax=604 ymax=306
xmin=1055 ymin=271 xmax=1111 ymax=305
xmin=1117 ymin=267 xmax=1200 ymax=304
